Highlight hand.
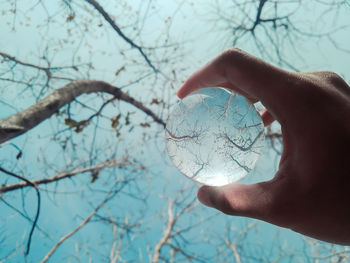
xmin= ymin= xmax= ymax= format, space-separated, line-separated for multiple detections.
xmin=177 ymin=48 xmax=350 ymax=245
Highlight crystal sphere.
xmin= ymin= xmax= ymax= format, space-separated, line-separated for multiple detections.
xmin=165 ymin=87 xmax=265 ymax=186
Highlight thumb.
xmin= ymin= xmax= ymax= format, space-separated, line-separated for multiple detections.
xmin=197 ymin=183 xmax=273 ymax=219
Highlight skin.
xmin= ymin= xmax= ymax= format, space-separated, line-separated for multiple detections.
xmin=176 ymin=48 xmax=350 ymax=245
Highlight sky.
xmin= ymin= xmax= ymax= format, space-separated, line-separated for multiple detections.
xmin=0 ymin=0 xmax=349 ymax=262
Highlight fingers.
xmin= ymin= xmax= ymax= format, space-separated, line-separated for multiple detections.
xmin=261 ymin=110 xmax=276 ymax=126
xmin=217 ymin=82 xmax=258 ymax=103
xmin=302 ymin=71 xmax=350 ymax=97
xmin=197 ymin=182 xmax=274 ymax=220
xmin=177 ymin=48 xmax=298 ymax=123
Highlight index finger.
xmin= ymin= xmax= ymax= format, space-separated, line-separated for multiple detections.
xmin=177 ymin=48 xmax=298 ymax=123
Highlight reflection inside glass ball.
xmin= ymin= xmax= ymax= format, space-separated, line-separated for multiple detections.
xmin=165 ymin=87 xmax=265 ymax=186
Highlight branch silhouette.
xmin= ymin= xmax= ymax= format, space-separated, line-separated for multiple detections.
xmin=85 ymin=0 xmax=158 ymax=73
xmin=0 ymin=167 xmax=41 ymax=256
xmin=0 ymin=79 xmax=165 ymax=144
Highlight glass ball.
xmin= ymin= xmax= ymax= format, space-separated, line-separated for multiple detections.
xmin=165 ymin=87 xmax=265 ymax=186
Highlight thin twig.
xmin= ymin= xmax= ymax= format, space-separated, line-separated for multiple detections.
xmin=41 ymin=189 xmax=115 ymax=263
xmin=225 ymin=239 xmax=242 ymax=263
xmin=85 ymin=0 xmax=158 ymax=73
xmin=0 ymin=198 xmax=50 ymax=239
xmin=0 ymin=167 xmax=40 ymax=256
xmin=0 ymin=158 xmax=128 ymax=193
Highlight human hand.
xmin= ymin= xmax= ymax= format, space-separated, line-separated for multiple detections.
xmin=177 ymin=48 xmax=350 ymax=245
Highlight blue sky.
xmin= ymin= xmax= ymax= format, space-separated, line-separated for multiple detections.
xmin=0 ymin=0 xmax=349 ymax=262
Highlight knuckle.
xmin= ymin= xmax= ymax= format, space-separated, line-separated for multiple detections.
xmin=295 ymin=72 xmax=333 ymax=100
xmin=217 ymin=48 xmax=248 ymax=75
xmin=320 ymin=71 xmax=342 ymax=81
xmin=311 ymin=71 xmax=346 ymax=86
xmin=319 ymin=71 xmax=347 ymax=88
xmin=219 ymin=48 xmax=245 ymax=62
xmin=301 ymin=71 xmax=349 ymax=99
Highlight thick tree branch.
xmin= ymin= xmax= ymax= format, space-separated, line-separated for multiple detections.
xmin=0 ymin=79 xmax=165 ymax=144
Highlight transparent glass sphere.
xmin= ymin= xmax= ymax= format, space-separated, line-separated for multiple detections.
xmin=165 ymin=87 xmax=265 ymax=186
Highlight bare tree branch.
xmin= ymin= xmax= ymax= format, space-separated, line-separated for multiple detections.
xmin=212 ymin=0 xmax=350 ymax=70
xmin=251 ymin=0 xmax=268 ymax=32
xmin=109 ymin=217 xmax=129 ymax=263
xmin=41 ymin=188 xmax=116 ymax=263
xmin=224 ymin=130 xmax=264 ymax=152
xmin=225 ymin=238 xmax=242 ymax=263
xmin=0 ymin=167 xmax=40 ymax=256
xmin=85 ymin=0 xmax=157 ymax=73
xmin=0 ymin=79 xmax=165 ymax=144
xmin=0 ymin=51 xmax=51 ymax=78
xmin=152 ymin=199 xmax=196 ymax=263
xmin=0 ymin=197 xmax=52 ymax=242
xmin=0 ymin=51 xmax=76 ymax=83
xmin=0 ymin=158 xmax=131 ymax=194
xmin=152 ymin=200 xmax=175 ymax=263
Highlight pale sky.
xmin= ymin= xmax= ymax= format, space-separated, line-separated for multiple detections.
xmin=0 ymin=0 xmax=349 ymax=262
